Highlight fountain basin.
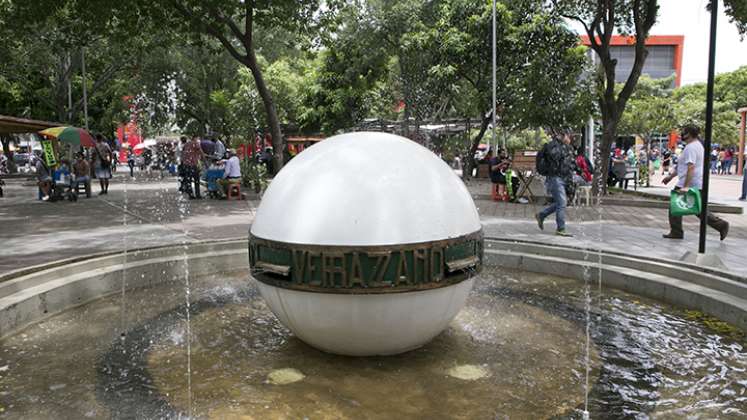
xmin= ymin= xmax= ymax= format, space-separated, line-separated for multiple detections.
xmin=1 ymin=239 xmax=747 ymax=418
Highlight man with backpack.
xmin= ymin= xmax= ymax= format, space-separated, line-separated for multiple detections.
xmin=535 ymin=132 xmax=576 ymax=236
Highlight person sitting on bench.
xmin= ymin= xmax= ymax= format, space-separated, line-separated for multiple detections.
xmin=72 ymin=153 xmax=91 ymax=196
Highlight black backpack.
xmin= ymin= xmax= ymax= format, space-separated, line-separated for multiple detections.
xmin=536 ymin=143 xmax=551 ymax=176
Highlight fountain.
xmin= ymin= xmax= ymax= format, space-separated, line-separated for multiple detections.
xmin=248 ymin=132 xmax=482 ymax=356
xmin=0 ymin=132 xmax=746 ymax=418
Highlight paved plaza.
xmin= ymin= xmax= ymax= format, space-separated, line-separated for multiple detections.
xmin=2 ymin=168 xmax=746 ymax=276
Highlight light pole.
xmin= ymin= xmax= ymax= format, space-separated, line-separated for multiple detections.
xmin=698 ymin=0 xmax=718 ymax=254
xmin=491 ymin=0 xmax=497 ymax=152
xmin=81 ymin=48 xmax=89 ymax=130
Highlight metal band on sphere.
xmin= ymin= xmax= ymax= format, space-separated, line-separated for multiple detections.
xmin=249 ymin=231 xmax=483 ymax=294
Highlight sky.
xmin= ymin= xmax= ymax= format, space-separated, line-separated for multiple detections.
xmin=568 ymin=0 xmax=747 ymax=86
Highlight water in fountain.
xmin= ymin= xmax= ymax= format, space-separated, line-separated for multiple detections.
xmin=1 ymin=264 xmax=746 ymax=418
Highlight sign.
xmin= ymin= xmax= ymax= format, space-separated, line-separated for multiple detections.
xmin=249 ymin=232 xmax=483 ymax=294
xmin=41 ymin=140 xmax=57 ymax=167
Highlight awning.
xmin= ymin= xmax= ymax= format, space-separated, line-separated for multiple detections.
xmin=0 ymin=115 xmax=61 ymax=134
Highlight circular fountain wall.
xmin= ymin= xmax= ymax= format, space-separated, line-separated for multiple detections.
xmin=1 ymin=240 xmax=747 ymax=418
xmin=248 ymin=132 xmax=483 ymax=356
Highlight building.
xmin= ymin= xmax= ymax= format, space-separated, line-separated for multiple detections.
xmin=580 ymin=35 xmax=685 ymax=159
xmin=581 ymin=35 xmax=685 ymax=87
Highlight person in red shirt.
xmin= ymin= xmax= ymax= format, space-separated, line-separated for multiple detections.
xmin=181 ymin=136 xmax=205 ymax=199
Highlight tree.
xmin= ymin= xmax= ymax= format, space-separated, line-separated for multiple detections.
xmin=126 ymin=0 xmax=339 ymax=174
xmin=724 ymin=0 xmax=747 ymax=36
xmin=672 ymin=67 xmax=746 ymax=147
xmin=429 ymin=0 xmax=592 ymax=178
xmin=552 ymin=0 xmax=659 ymax=192
xmin=617 ymin=75 xmax=676 ymax=144
xmin=307 ymin=0 xmax=592 ymax=178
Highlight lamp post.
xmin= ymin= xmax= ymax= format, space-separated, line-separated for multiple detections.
xmin=491 ymin=0 xmax=498 ymax=152
xmin=698 ymin=0 xmax=718 ymax=254
xmin=81 ymin=48 xmax=89 ymax=130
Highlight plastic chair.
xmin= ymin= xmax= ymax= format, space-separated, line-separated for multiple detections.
xmin=574 ymin=185 xmax=592 ymax=207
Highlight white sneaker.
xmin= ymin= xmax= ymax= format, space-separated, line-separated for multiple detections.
xmin=41 ymin=195 xmax=49 ymax=201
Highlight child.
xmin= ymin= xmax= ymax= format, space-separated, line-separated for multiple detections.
xmin=491 ymin=149 xmax=512 ymax=201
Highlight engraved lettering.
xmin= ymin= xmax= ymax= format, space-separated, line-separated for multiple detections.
xmin=414 ymin=248 xmax=428 ymax=283
xmin=431 ymin=247 xmax=444 ymax=281
xmin=395 ymin=252 xmax=410 ymax=286
xmin=368 ymin=252 xmax=391 ymax=286
xmin=347 ymin=253 xmax=365 ymax=288
xmin=292 ymin=250 xmax=307 ymax=284
xmin=323 ymin=254 xmax=345 ymax=288
xmin=307 ymin=251 xmax=321 ymax=286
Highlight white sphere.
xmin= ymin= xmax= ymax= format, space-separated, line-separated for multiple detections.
xmin=250 ymin=132 xmax=481 ymax=356
xmin=250 ymin=132 xmax=481 ymax=245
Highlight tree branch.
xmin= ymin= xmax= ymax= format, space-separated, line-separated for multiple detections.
xmin=169 ymin=0 xmax=248 ymax=65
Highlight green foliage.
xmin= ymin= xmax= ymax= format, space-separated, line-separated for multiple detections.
xmin=617 ymin=75 xmax=677 ymax=140
xmin=724 ymin=0 xmax=747 ymax=37
xmin=673 ymin=66 xmax=746 ymax=146
xmin=615 ymin=67 xmax=747 ymax=147
xmin=304 ymin=0 xmax=592 ymax=140
xmin=240 ymin=157 xmax=268 ymax=193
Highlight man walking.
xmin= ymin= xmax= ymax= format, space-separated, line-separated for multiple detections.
xmin=181 ymin=135 xmax=205 ymax=199
xmin=663 ymin=125 xmax=729 ymax=240
xmin=535 ymin=132 xmax=575 ymax=236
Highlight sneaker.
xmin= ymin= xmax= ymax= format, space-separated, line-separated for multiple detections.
xmin=739 ymin=197 xmax=746 ymax=201
xmin=535 ymin=213 xmax=544 ymax=231
xmin=662 ymin=232 xmax=684 ymax=239
xmin=555 ymin=229 xmax=573 ymax=237
xmin=41 ymin=195 xmax=49 ymax=201
xmin=720 ymin=223 xmax=729 ymax=241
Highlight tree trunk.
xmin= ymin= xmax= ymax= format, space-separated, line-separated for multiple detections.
xmin=244 ymin=52 xmax=283 ymax=175
xmin=594 ymin=117 xmax=616 ymax=196
xmin=462 ymin=111 xmax=491 ymax=181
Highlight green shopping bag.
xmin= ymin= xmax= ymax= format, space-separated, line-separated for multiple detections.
xmin=669 ymin=188 xmax=702 ymax=216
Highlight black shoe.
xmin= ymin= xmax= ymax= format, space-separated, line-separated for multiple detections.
xmin=739 ymin=197 xmax=746 ymax=201
xmin=663 ymin=232 xmax=684 ymax=239
xmin=720 ymin=223 xmax=729 ymax=241
xmin=535 ymin=213 xmax=544 ymax=231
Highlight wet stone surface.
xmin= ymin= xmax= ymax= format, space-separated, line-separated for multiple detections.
xmin=0 ymin=267 xmax=746 ymax=419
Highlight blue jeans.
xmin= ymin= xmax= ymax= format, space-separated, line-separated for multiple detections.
xmin=539 ymin=176 xmax=567 ymax=231
xmin=741 ymin=168 xmax=746 ymax=199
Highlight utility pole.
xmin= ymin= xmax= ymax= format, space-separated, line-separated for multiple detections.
xmin=67 ymin=52 xmax=72 ymax=122
xmin=698 ymin=0 xmax=718 ymax=254
xmin=491 ymin=0 xmax=498 ymax=152
xmin=81 ymin=48 xmax=89 ymax=130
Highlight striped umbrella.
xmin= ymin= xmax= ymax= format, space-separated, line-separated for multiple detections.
xmin=39 ymin=126 xmax=96 ymax=148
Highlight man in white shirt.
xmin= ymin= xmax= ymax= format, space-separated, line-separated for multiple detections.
xmin=218 ymin=148 xmax=242 ymax=197
xmin=213 ymin=137 xmax=226 ymax=160
xmin=663 ymin=125 xmax=729 ymax=240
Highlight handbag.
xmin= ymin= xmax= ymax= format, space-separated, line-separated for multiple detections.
xmin=94 ymin=145 xmax=111 ymax=169
xmin=669 ymin=188 xmax=702 ymax=217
